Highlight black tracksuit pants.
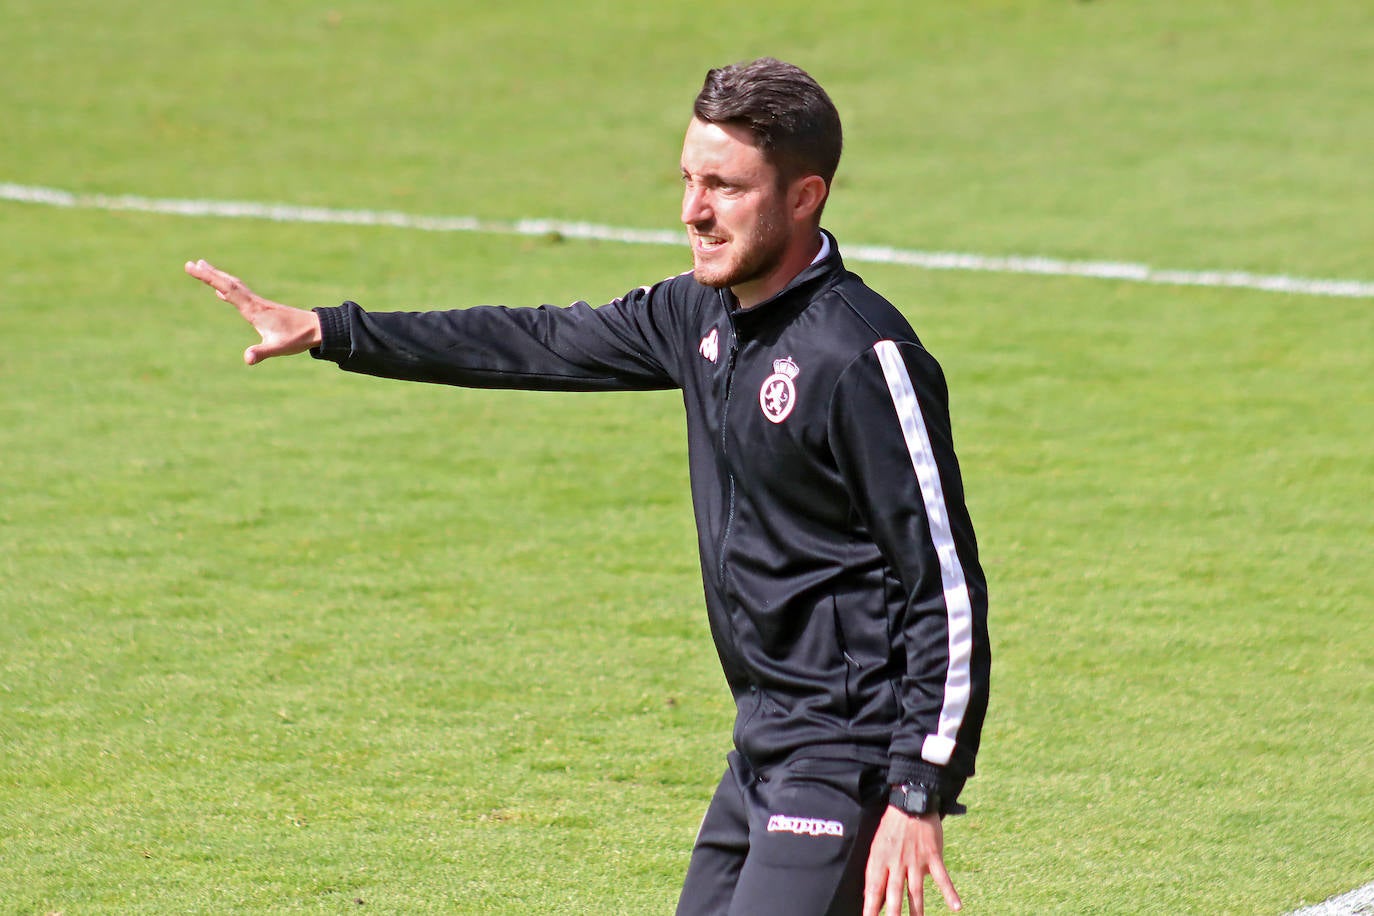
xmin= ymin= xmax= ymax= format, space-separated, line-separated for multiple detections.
xmin=676 ymin=753 xmax=890 ymax=916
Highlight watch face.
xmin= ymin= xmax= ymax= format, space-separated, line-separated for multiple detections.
xmin=891 ymin=784 xmax=936 ymax=815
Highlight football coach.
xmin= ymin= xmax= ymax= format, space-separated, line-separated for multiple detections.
xmin=186 ymin=58 xmax=990 ymax=916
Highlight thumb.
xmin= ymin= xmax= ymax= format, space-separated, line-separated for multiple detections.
xmin=244 ymin=345 xmax=265 ymax=366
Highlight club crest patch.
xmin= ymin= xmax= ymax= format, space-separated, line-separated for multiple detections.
xmin=759 ymin=357 xmax=800 ymax=424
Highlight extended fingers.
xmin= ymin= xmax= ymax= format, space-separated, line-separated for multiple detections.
xmin=185 ymin=259 xmax=262 ymax=314
xmin=863 ymin=863 xmax=890 ymax=916
xmin=185 ymin=259 xmax=243 ymax=297
xmin=893 ymin=878 xmax=911 ymax=916
xmin=862 ymin=867 xmax=911 ymax=916
xmin=929 ymin=858 xmax=962 ymax=912
xmin=184 ymin=258 xmax=224 ymax=286
xmin=864 ymin=863 xmax=959 ymax=915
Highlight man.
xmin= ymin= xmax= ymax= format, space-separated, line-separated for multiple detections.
xmin=186 ymin=58 xmax=990 ymax=916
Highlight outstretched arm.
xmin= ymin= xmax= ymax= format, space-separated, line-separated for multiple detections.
xmin=185 ymin=259 xmax=321 ymax=364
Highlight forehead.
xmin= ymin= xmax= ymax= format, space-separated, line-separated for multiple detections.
xmin=681 ymin=118 xmax=775 ymax=180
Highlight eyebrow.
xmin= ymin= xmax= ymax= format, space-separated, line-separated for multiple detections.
xmin=680 ymin=166 xmax=750 ymax=187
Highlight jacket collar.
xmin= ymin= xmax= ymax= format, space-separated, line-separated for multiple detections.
xmin=724 ymin=228 xmax=845 ymax=333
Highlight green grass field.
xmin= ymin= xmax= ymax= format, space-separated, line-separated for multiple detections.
xmin=2 ymin=1 xmax=1371 ymax=912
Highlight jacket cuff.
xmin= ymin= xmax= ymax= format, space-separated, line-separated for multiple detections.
xmin=888 ymin=755 xmax=970 ymax=816
xmin=886 ymin=754 xmax=944 ymax=789
xmin=310 ymin=303 xmax=353 ymax=361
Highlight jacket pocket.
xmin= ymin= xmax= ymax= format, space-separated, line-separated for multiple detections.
xmin=831 ymin=595 xmax=858 ymax=717
xmin=750 ymin=758 xmax=874 ymax=867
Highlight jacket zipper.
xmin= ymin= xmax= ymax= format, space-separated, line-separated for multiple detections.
xmin=717 ymin=338 xmax=739 ymax=587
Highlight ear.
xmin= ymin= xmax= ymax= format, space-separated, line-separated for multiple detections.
xmin=790 ymin=175 xmax=829 ymax=223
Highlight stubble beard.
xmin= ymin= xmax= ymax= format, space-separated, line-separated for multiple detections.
xmin=691 ymin=206 xmax=790 ymax=293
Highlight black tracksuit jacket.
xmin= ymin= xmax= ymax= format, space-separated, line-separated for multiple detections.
xmin=312 ymin=230 xmax=990 ymax=799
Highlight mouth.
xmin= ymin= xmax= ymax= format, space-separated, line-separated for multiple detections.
xmin=692 ymin=232 xmax=728 ymax=255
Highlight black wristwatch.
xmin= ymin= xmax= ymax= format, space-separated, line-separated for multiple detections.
xmin=888 ymin=782 xmax=941 ymax=817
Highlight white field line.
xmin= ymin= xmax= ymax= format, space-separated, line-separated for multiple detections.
xmin=5 ymin=181 xmax=1374 ymax=300
xmin=1285 ymin=882 xmax=1374 ymax=916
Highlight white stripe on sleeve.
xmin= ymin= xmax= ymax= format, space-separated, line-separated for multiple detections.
xmin=873 ymin=340 xmax=975 ymax=767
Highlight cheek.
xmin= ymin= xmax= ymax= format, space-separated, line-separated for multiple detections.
xmin=750 ymin=201 xmax=786 ymax=242
xmin=727 ymin=200 xmax=766 ymax=236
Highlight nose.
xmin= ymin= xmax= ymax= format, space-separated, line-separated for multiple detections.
xmin=681 ymin=184 xmax=711 ymax=226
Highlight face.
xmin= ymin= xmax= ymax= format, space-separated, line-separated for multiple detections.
xmin=680 ymin=118 xmax=798 ymax=306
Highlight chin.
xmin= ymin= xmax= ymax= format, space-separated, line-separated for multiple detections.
xmin=693 ymin=264 xmax=735 ymax=290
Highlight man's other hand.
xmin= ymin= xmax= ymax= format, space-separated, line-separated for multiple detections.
xmin=862 ymin=807 xmax=962 ymax=915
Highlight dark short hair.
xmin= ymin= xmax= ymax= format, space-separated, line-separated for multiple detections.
xmin=693 ymin=58 xmax=843 ymax=191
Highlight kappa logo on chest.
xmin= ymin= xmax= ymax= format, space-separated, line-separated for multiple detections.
xmin=759 ymin=357 xmax=800 ymax=424
xmin=699 ymin=327 xmax=720 ymax=364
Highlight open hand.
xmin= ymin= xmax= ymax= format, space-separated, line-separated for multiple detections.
xmin=185 ymin=259 xmax=322 ymax=364
xmin=862 ymin=807 xmax=962 ymax=915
